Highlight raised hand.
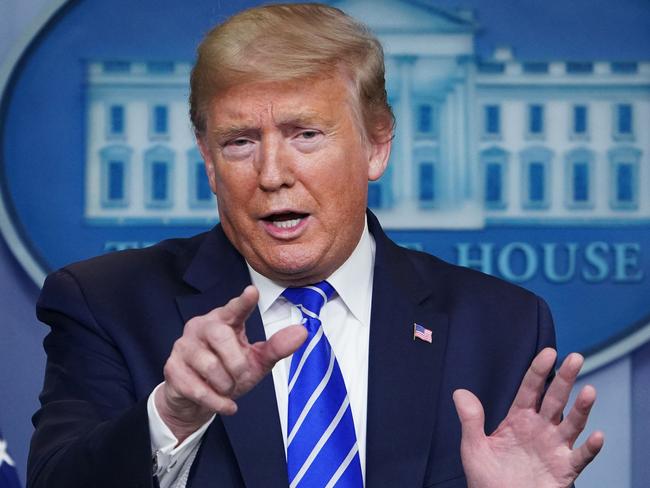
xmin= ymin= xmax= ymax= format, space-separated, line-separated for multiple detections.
xmin=155 ymin=285 xmax=307 ymax=442
xmin=453 ymin=348 xmax=604 ymax=488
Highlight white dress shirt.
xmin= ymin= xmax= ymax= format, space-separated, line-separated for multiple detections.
xmin=148 ymin=221 xmax=375 ymax=487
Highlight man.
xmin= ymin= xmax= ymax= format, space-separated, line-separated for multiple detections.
xmin=28 ymin=4 xmax=603 ymax=487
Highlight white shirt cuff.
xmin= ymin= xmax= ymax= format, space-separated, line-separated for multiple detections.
xmin=147 ymin=382 xmax=216 ymax=480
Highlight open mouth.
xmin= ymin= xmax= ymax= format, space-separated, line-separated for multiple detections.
xmin=262 ymin=212 xmax=309 ymax=230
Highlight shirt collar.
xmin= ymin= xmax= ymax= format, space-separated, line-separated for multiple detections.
xmin=247 ymin=218 xmax=375 ymax=326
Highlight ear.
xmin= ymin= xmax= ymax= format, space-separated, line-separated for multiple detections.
xmin=367 ymin=136 xmax=392 ymax=182
xmin=197 ymin=134 xmax=218 ymax=194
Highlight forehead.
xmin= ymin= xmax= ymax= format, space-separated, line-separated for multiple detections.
xmin=205 ymin=75 xmax=360 ymax=128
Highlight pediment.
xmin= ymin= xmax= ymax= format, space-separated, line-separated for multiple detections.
xmin=331 ymin=0 xmax=476 ymax=33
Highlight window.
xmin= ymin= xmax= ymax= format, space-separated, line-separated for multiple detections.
xmin=486 ymin=163 xmax=503 ymax=204
xmin=565 ymin=148 xmax=594 ymax=208
xmin=520 ymin=146 xmax=553 ymax=209
xmin=481 ymin=147 xmax=509 ymax=209
xmin=572 ymin=163 xmax=589 ymax=202
xmin=151 ymin=162 xmax=169 ymax=202
xmin=108 ymin=105 xmax=125 ymax=136
xmin=566 ymin=62 xmax=593 ymax=74
xmin=144 ymin=146 xmax=174 ymax=208
xmin=528 ymin=163 xmax=545 ymax=202
xmin=616 ymin=164 xmax=634 ymax=202
xmin=611 ymin=62 xmax=637 ymax=74
xmin=415 ymin=104 xmax=437 ymax=137
xmin=484 ymin=105 xmax=500 ymax=137
xmin=195 ymin=164 xmax=212 ymax=201
xmin=614 ymin=104 xmax=634 ymax=138
xmin=572 ymin=105 xmax=588 ymax=137
xmin=418 ymin=162 xmax=435 ymax=206
xmin=147 ymin=61 xmax=175 ymax=74
xmin=477 ymin=62 xmax=505 ymax=74
xmin=151 ymin=105 xmax=169 ymax=136
xmin=99 ymin=145 xmax=132 ymax=207
xmin=418 ymin=105 xmax=432 ymax=133
xmin=528 ymin=104 xmax=544 ymax=137
xmin=103 ymin=61 xmax=130 ymax=73
xmin=608 ymin=146 xmax=640 ymax=209
xmin=522 ymin=62 xmax=548 ymax=74
xmin=108 ymin=161 xmax=125 ymax=201
xmin=188 ymin=148 xmax=214 ymax=208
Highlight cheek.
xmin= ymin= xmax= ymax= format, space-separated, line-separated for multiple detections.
xmin=214 ymin=165 xmax=255 ymax=202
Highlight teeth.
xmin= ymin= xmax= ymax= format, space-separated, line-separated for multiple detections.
xmin=272 ymin=218 xmax=301 ymax=229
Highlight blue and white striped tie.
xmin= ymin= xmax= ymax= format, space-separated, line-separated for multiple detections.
xmin=282 ymin=282 xmax=363 ymax=488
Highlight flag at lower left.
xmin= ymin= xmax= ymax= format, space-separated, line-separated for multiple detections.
xmin=0 ymin=430 xmax=22 ymax=488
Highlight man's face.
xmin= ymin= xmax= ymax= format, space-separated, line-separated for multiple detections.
xmin=198 ymin=74 xmax=390 ymax=286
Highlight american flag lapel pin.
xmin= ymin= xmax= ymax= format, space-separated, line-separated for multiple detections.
xmin=413 ymin=323 xmax=433 ymax=343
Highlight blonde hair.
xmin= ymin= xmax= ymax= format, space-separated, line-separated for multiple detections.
xmin=189 ymin=3 xmax=394 ymax=142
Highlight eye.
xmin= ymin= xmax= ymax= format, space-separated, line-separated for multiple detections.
xmin=227 ymin=138 xmax=252 ymax=147
xmin=298 ymin=130 xmax=319 ymax=139
xmin=221 ymin=137 xmax=256 ymax=160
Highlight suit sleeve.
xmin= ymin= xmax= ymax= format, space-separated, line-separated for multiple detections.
xmin=28 ymin=269 xmax=156 ymax=488
xmin=535 ymin=295 xmax=557 ymax=353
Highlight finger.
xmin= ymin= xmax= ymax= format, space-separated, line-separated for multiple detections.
xmin=452 ymin=389 xmax=486 ymax=445
xmin=203 ymin=318 xmax=251 ymax=380
xmin=511 ymin=348 xmax=557 ymax=412
xmin=165 ymin=357 xmax=238 ymax=416
xmin=559 ymin=384 xmax=597 ymax=446
xmin=254 ymin=324 xmax=308 ymax=372
xmin=213 ymin=334 xmax=250 ymax=382
xmin=188 ymin=349 xmax=236 ymax=397
xmin=539 ymin=353 xmax=583 ymax=423
xmin=211 ymin=285 xmax=260 ymax=329
xmin=570 ymin=430 xmax=604 ymax=473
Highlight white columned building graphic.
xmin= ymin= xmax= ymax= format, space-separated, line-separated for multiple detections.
xmin=84 ymin=60 xmax=218 ymax=225
xmin=83 ymin=0 xmax=650 ymax=229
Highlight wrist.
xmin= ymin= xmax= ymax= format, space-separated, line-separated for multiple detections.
xmin=155 ymin=383 xmax=214 ymax=443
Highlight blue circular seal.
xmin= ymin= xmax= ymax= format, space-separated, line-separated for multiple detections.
xmin=1 ymin=0 xmax=649 ymax=364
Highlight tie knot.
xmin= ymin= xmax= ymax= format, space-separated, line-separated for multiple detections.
xmin=281 ymin=281 xmax=335 ymax=319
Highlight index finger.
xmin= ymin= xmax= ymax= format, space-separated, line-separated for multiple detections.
xmin=510 ymin=347 xmax=557 ymax=411
xmin=210 ymin=285 xmax=259 ymax=329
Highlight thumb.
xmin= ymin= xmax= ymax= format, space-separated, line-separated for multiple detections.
xmin=257 ymin=324 xmax=308 ymax=371
xmin=453 ymin=389 xmax=486 ymax=445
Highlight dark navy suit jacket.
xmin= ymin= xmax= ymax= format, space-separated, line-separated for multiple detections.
xmin=28 ymin=212 xmax=555 ymax=488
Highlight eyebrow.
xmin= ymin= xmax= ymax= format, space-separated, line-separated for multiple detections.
xmin=210 ymin=126 xmax=257 ymax=141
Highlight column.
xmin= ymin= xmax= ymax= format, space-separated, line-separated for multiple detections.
xmin=461 ymin=56 xmax=479 ymax=205
xmin=395 ymin=56 xmax=416 ymax=206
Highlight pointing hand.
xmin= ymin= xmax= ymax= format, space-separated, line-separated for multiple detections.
xmin=156 ymin=285 xmax=307 ymax=442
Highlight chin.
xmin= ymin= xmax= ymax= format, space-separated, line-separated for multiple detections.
xmin=262 ymin=253 xmax=325 ymax=284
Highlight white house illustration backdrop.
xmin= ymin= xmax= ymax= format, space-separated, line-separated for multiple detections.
xmin=83 ymin=0 xmax=650 ymax=229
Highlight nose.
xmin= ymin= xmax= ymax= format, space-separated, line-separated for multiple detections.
xmin=256 ymin=135 xmax=295 ymax=191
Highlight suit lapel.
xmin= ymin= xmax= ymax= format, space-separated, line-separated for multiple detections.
xmin=175 ymin=227 xmax=288 ymax=487
xmin=365 ymin=213 xmax=450 ymax=487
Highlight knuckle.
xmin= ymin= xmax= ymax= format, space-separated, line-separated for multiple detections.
xmin=191 ymin=385 xmax=209 ymax=404
xmin=171 ymin=337 xmax=191 ymax=357
xmin=229 ymin=356 xmax=249 ymax=378
xmin=206 ymin=325 xmax=227 ymax=342
xmin=217 ymin=377 xmax=236 ymax=397
xmin=229 ymin=350 xmax=254 ymax=380
xmin=207 ymin=325 xmax=237 ymax=347
xmin=185 ymin=314 xmax=213 ymax=336
xmin=184 ymin=316 xmax=201 ymax=334
xmin=200 ymin=353 xmax=220 ymax=374
xmin=163 ymin=361 xmax=175 ymax=381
